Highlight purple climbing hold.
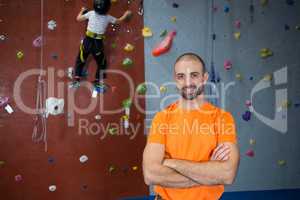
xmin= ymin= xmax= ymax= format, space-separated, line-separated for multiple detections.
xmin=48 ymin=157 xmax=55 ymax=164
xmin=242 ymin=110 xmax=251 ymax=121
xmin=0 ymin=96 xmax=9 ymax=108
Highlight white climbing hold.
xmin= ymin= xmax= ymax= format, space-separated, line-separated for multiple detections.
xmin=79 ymin=155 xmax=88 ymax=163
xmin=48 ymin=20 xmax=57 ymax=30
xmin=49 ymin=185 xmax=57 ymax=192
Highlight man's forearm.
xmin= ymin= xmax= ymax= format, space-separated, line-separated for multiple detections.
xmin=164 ymin=159 xmax=232 ymax=185
xmin=144 ymin=164 xmax=200 ymax=188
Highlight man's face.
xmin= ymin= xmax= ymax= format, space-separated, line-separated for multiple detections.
xmin=174 ymin=59 xmax=208 ymax=100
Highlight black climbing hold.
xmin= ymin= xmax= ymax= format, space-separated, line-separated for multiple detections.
xmin=172 ymin=3 xmax=179 ymax=8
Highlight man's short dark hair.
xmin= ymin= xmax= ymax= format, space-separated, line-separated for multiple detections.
xmin=174 ymin=52 xmax=206 ymax=73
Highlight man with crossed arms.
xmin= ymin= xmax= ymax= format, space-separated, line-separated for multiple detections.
xmin=143 ymin=53 xmax=240 ymax=200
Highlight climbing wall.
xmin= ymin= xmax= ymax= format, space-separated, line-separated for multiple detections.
xmin=0 ymin=0 xmax=148 ymax=199
xmin=144 ymin=0 xmax=300 ymax=195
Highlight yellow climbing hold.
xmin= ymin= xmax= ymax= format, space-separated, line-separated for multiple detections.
xmin=109 ymin=165 xmax=116 ymax=173
xmin=124 ymin=43 xmax=135 ymax=52
xmin=17 ymin=51 xmax=24 ymax=59
xmin=235 ymin=73 xmax=242 ymax=80
xmin=142 ymin=27 xmax=153 ymax=38
xmin=160 ymin=86 xmax=167 ymax=93
xmin=111 ymin=0 xmax=118 ymax=3
xmin=277 ymin=160 xmax=286 ymax=166
xmin=122 ymin=115 xmax=129 ymax=120
xmin=132 ymin=166 xmax=138 ymax=171
xmin=260 ymin=0 xmax=269 ymax=6
xmin=249 ymin=139 xmax=256 ymax=145
xmin=234 ymin=32 xmax=241 ymax=40
xmin=260 ymin=48 xmax=273 ymax=58
xmin=263 ymin=74 xmax=273 ymax=81
xmin=171 ymin=16 xmax=177 ymax=23
xmin=281 ymin=100 xmax=291 ymax=109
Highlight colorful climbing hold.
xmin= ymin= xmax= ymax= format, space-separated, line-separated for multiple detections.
xmin=170 ymin=16 xmax=177 ymax=23
xmin=263 ymin=74 xmax=273 ymax=81
xmin=0 ymin=160 xmax=5 ymax=166
xmin=234 ymin=32 xmax=241 ymax=40
xmin=136 ymin=83 xmax=147 ymax=95
xmin=234 ymin=20 xmax=241 ymax=29
xmin=33 ymin=36 xmax=42 ymax=47
xmin=122 ymin=98 xmax=132 ymax=108
xmin=286 ymin=0 xmax=295 ymax=6
xmin=111 ymin=42 xmax=117 ymax=49
xmin=245 ymin=149 xmax=255 ymax=157
xmin=48 ymin=157 xmax=55 ymax=164
xmin=284 ymin=24 xmax=290 ymax=31
xmin=17 ymin=51 xmax=24 ymax=59
xmin=242 ymin=110 xmax=251 ymax=121
xmin=49 ymin=185 xmax=57 ymax=192
xmin=260 ymin=0 xmax=269 ymax=6
xmin=132 ymin=166 xmax=138 ymax=171
xmin=108 ymin=127 xmax=118 ymax=135
xmin=124 ymin=43 xmax=135 ymax=52
xmin=51 ymin=53 xmax=58 ymax=60
xmin=79 ymin=155 xmax=88 ymax=163
xmin=122 ymin=115 xmax=129 ymax=121
xmin=260 ymin=48 xmax=273 ymax=58
xmin=94 ymin=114 xmax=101 ymax=121
xmin=281 ymin=100 xmax=292 ymax=109
xmin=224 ymin=60 xmax=232 ymax=70
xmin=15 ymin=174 xmax=22 ymax=182
xmin=245 ymin=100 xmax=252 ymax=107
xmin=212 ymin=33 xmax=216 ymax=40
xmin=160 ymin=30 xmax=168 ymax=37
xmin=0 ymin=34 xmax=6 ymax=41
xmin=224 ymin=5 xmax=230 ymax=13
xmin=142 ymin=27 xmax=153 ymax=37
xmin=48 ymin=20 xmax=57 ymax=30
xmin=160 ymin=86 xmax=167 ymax=93
xmin=152 ymin=31 xmax=176 ymax=57
xmin=172 ymin=3 xmax=179 ymax=8
xmin=122 ymin=58 xmax=133 ymax=68
xmin=236 ymin=73 xmax=242 ymax=81
xmin=278 ymin=160 xmax=286 ymax=166
xmin=109 ymin=165 xmax=116 ymax=173
xmin=249 ymin=139 xmax=256 ymax=145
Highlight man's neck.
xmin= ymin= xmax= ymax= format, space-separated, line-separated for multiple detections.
xmin=178 ymin=95 xmax=206 ymax=110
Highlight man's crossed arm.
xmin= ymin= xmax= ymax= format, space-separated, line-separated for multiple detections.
xmin=142 ymin=142 xmax=239 ymax=188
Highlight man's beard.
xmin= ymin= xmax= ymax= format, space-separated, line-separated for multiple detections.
xmin=179 ymin=85 xmax=204 ymax=100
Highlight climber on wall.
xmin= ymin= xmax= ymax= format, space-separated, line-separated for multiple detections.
xmin=70 ymin=0 xmax=132 ymax=90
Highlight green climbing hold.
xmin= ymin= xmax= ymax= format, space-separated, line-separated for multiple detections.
xmin=122 ymin=58 xmax=133 ymax=68
xmin=122 ymin=98 xmax=132 ymax=108
xmin=108 ymin=127 xmax=118 ymax=135
xmin=160 ymin=30 xmax=168 ymax=37
xmin=136 ymin=83 xmax=147 ymax=95
xmin=111 ymin=42 xmax=117 ymax=49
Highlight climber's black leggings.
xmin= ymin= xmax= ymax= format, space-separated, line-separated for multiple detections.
xmin=74 ymin=36 xmax=107 ymax=81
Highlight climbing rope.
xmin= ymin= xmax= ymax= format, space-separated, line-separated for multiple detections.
xmin=32 ymin=0 xmax=48 ymax=152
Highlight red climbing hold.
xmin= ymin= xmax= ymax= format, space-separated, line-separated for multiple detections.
xmin=152 ymin=31 xmax=176 ymax=57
